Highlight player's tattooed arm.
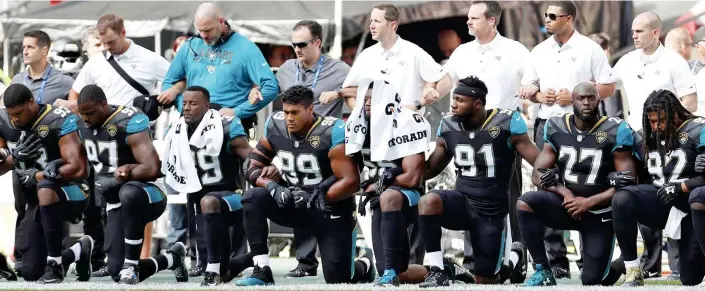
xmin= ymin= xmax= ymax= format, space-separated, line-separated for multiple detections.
xmin=511 ymin=133 xmax=540 ymax=165
xmin=393 ymin=152 xmax=426 ymax=189
xmin=326 ymin=144 xmax=361 ymax=203
xmin=247 ymin=137 xmax=278 ymax=187
xmin=532 ymin=143 xmax=575 ymax=200
xmin=121 ymin=130 xmax=161 ymax=182
xmin=51 ymin=132 xmax=88 ymax=181
xmin=425 ymin=137 xmax=452 ymax=180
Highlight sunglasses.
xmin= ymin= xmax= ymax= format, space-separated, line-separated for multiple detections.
xmin=545 ymin=13 xmax=569 ymax=21
xmin=292 ymin=39 xmax=316 ymax=49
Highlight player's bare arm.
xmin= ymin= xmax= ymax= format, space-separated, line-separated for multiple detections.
xmin=45 ymin=132 xmax=87 ymax=182
xmin=325 ymin=144 xmax=361 ymax=203
xmin=230 ymin=136 xmax=253 ymax=160
xmin=392 ymin=152 xmax=426 ymax=189
xmin=532 ymin=143 xmax=574 ymax=199
xmin=511 ymin=133 xmax=540 ymax=165
xmin=424 ymin=137 xmax=451 ymax=180
xmin=119 ymin=130 xmax=161 ymax=182
xmin=0 ymin=136 xmax=16 ymax=175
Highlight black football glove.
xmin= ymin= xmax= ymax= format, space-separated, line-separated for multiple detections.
xmin=11 ymin=133 xmax=42 ymax=163
xmin=696 ymin=153 xmax=705 ymax=173
xmin=358 ymin=190 xmax=379 ymax=216
xmin=43 ymin=159 xmax=65 ymax=181
xmin=538 ymin=168 xmax=560 ymax=189
xmin=15 ymin=168 xmax=38 ymax=189
xmin=309 ymin=175 xmax=337 ymax=213
xmin=657 ymin=182 xmax=684 ymax=205
xmin=377 ymin=167 xmax=403 ymax=194
xmin=266 ymin=181 xmax=293 ymax=209
xmin=607 ymin=171 xmax=636 ymax=189
xmin=289 ymin=186 xmax=308 ymax=209
xmin=95 ymin=175 xmax=124 ymax=198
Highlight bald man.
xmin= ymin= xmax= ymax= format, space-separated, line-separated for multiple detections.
xmin=665 ymin=27 xmax=694 ymax=61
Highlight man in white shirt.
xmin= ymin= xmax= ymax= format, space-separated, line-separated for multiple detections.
xmin=519 ymin=1 xmax=616 ymax=279
xmin=60 ymin=14 xmax=171 ymax=109
xmin=434 ymin=0 xmax=530 ymax=277
xmin=613 ymin=12 xmax=697 ymax=130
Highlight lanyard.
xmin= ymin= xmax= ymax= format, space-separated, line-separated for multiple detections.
xmin=296 ymin=55 xmax=324 ymax=90
xmin=26 ymin=67 xmax=52 ymax=104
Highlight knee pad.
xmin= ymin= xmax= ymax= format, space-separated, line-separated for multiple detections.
xmin=118 ymin=183 xmax=148 ymax=210
xmin=612 ymin=190 xmax=635 ymax=208
xmin=242 ymin=187 xmax=268 ymax=204
xmin=689 ymin=186 xmax=705 ymax=205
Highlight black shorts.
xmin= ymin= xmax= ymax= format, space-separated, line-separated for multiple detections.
xmin=519 ymin=190 xmax=615 ymax=284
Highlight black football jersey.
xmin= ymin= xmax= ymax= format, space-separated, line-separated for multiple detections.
xmin=0 ymin=105 xmax=79 ymax=170
xmin=544 ymin=114 xmax=634 ymax=199
xmin=360 ymin=133 xmax=401 ymax=183
xmin=80 ymin=106 xmax=150 ymax=178
xmin=438 ymin=109 xmax=527 ymax=218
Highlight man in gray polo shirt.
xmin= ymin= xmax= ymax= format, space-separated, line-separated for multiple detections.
xmin=273 ymin=20 xmax=350 ymax=118
xmin=10 ymin=30 xmax=74 ymax=105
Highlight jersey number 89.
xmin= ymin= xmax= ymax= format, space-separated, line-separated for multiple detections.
xmin=277 ymin=151 xmax=322 ymax=186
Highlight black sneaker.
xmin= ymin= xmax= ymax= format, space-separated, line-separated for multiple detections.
xmin=168 ymin=242 xmax=188 ymax=282
xmin=118 ymin=263 xmax=139 ymax=285
xmin=201 ymin=271 xmax=221 ymax=286
xmin=443 ymin=256 xmax=474 ymax=284
xmin=285 ymin=266 xmax=316 ymax=278
xmin=551 ymin=265 xmax=571 ymax=279
xmin=14 ymin=260 xmax=22 ymax=278
xmin=509 ymin=241 xmax=527 ymax=284
xmin=420 ymin=266 xmax=450 ymax=288
xmin=92 ymin=265 xmax=110 ymax=277
xmin=189 ymin=264 xmax=204 ymax=277
xmin=91 ymin=259 xmax=106 ymax=272
xmin=0 ymin=253 xmax=17 ymax=281
xmin=75 ymin=235 xmax=94 ymax=282
xmin=39 ymin=260 xmax=64 ymax=284
xmin=235 ymin=265 xmax=275 ymax=286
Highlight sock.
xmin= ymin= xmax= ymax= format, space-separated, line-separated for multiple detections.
xmin=228 ymin=252 xmax=254 ymax=276
xmin=509 ymin=251 xmax=520 ymax=269
xmin=164 ymin=252 xmax=174 ymax=269
xmin=206 ymin=263 xmax=220 ymax=274
xmin=47 ymin=256 xmax=61 ymax=264
xmin=70 ymin=243 xmax=81 ymax=261
xmin=61 ymin=249 xmax=76 ymax=265
xmin=425 ymin=251 xmax=444 ymax=270
xmin=381 ymin=211 xmax=405 ymax=272
xmin=253 ymin=254 xmax=269 ymax=267
xmin=40 ymin=203 xmax=64 ymax=258
xmin=419 ymin=215 xmax=442 ymax=252
xmin=612 ymin=191 xmax=639 ymax=261
xmin=352 ymin=260 xmax=367 ymax=282
xmin=124 ymin=238 xmax=143 ymax=262
xmin=517 ymin=210 xmax=550 ymax=267
xmin=202 ymin=213 xmax=223 ymax=265
xmin=125 ymin=259 xmax=139 ymax=266
xmin=690 ymin=207 xmax=705 ymax=256
xmin=243 ymin=197 xmax=270 ymax=257
xmin=624 ymin=259 xmax=639 ymax=269
xmin=137 ymin=256 xmax=168 ymax=281
xmin=359 ymin=257 xmax=371 ymax=272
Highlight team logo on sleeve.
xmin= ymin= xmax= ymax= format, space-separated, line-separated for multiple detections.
xmin=596 ymin=131 xmax=607 ymax=144
xmin=308 ymin=136 xmax=320 ymax=148
xmin=488 ymin=126 xmax=500 ymax=138
xmin=107 ymin=124 xmax=118 ymax=137
xmin=37 ymin=125 xmax=49 ymax=138
xmin=679 ymin=132 xmax=689 ymax=144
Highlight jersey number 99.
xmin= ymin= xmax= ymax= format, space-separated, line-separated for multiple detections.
xmin=277 ymin=151 xmax=322 ymax=186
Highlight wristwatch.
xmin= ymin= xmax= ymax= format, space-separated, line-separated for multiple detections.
xmin=414 ymin=100 xmax=422 ymax=110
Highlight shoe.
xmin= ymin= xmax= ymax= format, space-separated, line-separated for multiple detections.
xmin=666 ymin=271 xmax=680 ymax=281
xmin=201 ymin=271 xmax=221 ymax=286
xmin=524 ymin=264 xmax=556 ymax=286
xmin=14 ymin=260 xmax=22 ymax=278
xmin=622 ymin=267 xmax=644 ymax=287
xmin=39 ymin=260 xmax=64 ymax=284
xmin=235 ymin=265 xmax=275 ymax=286
xmin=0 ymin=253 xmax=17 ymax=281
xmin=420 ymin=266 xmax=450 ymax=288
xmin=358 ymin=248 xmax=376 ymax=283
xmin=168 ymin=242 xmax=188 ymax=282
xmin=189 ymin=264 xmax=204 ymax=277
xmin=75 ymin=235 xmax=94 ymax=282
xmin=285 ymin=266 xmax=316 ymax=278
xmin=509 ymin=241 xmax=527 ymax=284
xmin=551 ymin=265 xmax=571 ymax=279
xmin=443 ymin=256 xmax=474 ymax=284
xmin=375 ymin=269 xmax=400 ymax=287
xmin=92 ymin=265 xmax=110 ymax=277
xmin=118 ymin=263 xmax=139 ymax=285
xmin=91 ymin=259 xmax=106 ymax=273
xmin=642 ymin=270 xmax=660 ymax=279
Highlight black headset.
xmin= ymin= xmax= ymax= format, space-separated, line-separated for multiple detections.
xmin=188 ymin=21 xmax=234 ymax=58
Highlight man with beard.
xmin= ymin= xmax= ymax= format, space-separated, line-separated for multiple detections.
xmin=517 ymin=82 xmax=636 ymax=286
xmin=419 ymin=76 xmax=539 ymax=287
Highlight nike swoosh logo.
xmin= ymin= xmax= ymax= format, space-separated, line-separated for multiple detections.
xmin=516 ymin=116 xmax=521 ymax=121
xmin=330 ymin=215 xmax=341 ymax=219
xmin=601 ymin=218 xmax=612 ymax=222
xmin=261 ymin=62 xmax=267 ymax=66
xmin=135 ymin=119 xmax=145 ymax=123
xmin=95 ymin=183 xmax=102 ymax=187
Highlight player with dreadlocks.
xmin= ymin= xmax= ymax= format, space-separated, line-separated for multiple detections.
xmin=611 ymin=89 xmax=705 ymax=286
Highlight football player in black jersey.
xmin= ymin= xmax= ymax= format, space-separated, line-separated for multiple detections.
xmin=76 ymin=85 xmax=187 ymax=284
xmin=235 ymin=85 xmax=375 ymax=286
xmin=613 ymin=89 xmax=705 ymax=286
xmin=0 ymin=84 xmax=93 ymax=283
xmin=420 ymin=76 xmax=539 ymax=287
xmin=518 ymin=83 xmax=636 ymax=286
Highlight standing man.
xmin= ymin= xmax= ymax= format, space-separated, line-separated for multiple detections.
xmin=341 ymin=4 xmax=446 ymax=269
xmin=665 ymin=28 xmax=693 ymax=62
xmin=519 ymin=1 xmax=616 ymax=278
xmin=264 ymin=19 xmax=349 ymax=279
xmin=434 ymin=0 xmax=529 ymax=277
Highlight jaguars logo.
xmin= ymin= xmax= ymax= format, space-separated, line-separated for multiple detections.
xmin=309 ymin=136 xmax=320 ymax=148
xmin=488 ymin=126 xmax=500 ymax=138
xmin=596 ymin=131 xmax=607 ymax=144
xmin=679 ymin=132 xmax=689 ymax=144
xmin=37 ymin=125 xmax=49 ymax=138
xmin=107 ymin=124 xmax=118 ymax=137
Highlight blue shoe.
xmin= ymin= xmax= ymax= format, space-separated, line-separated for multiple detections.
xmin=524 ymin=264 xmax=556 ymax=286
xmin=235 ymin=265 xmax=274 ymax=286
xmin=375 ymin=269 xmax=400 ymax=287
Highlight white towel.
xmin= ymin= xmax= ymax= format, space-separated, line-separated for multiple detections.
xmin=663 ymin=207 xmax=688 ymax=240
xmin=345 ymin=79 xmax=431 ymax=161
xmin=161 ymin=109 xmax=224 ymax=193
